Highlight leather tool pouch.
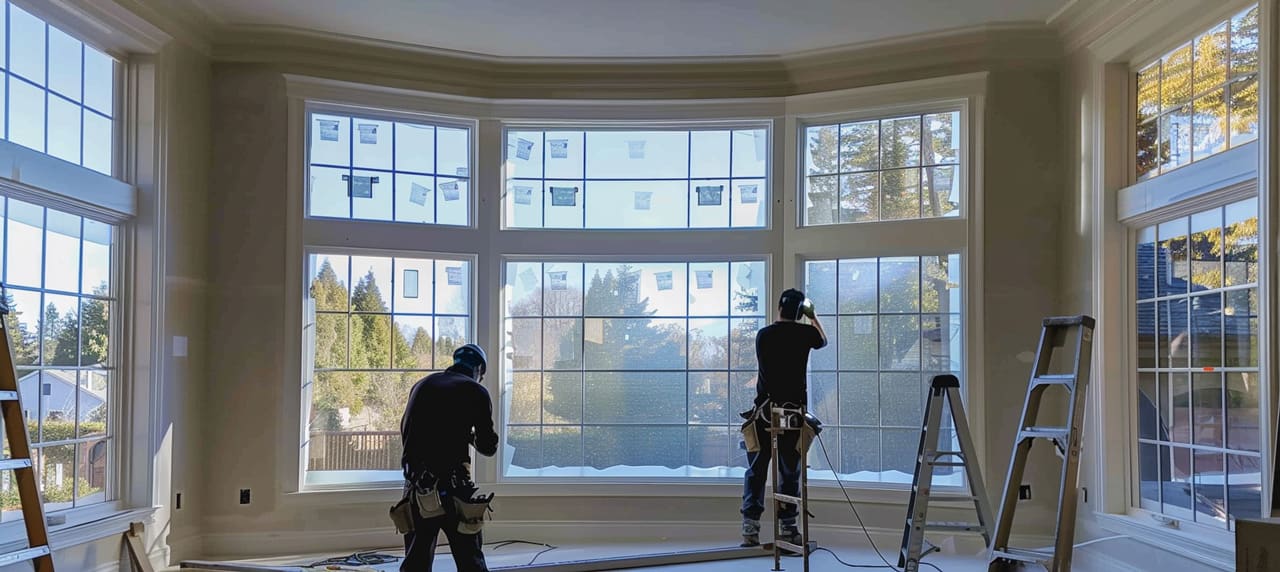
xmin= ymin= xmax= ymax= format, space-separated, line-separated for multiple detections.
xmin=414 ymin=487 xmax=446 ymax=519
xmin=390 ymin=494 xmax=415 ymax=534
xmin=454 ymin=494 xmax=493 ymax=535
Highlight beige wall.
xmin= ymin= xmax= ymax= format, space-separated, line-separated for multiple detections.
xmin=191 ymin=62 xmax=1071 ymax=557
xmin=159 ymin=40 xmax=213 ymax=563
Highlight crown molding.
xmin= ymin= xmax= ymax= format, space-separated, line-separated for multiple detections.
xmin=212 ymin=22 xmax=1060 ymax=100
xmin=105 ymin=0 xmax=216 ymax=55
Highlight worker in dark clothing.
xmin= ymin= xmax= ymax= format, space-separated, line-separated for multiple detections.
xmin=740 ymin=289 xmax=827 ymax=548
xmin=400 ymin=344 xmax=499 ymax=572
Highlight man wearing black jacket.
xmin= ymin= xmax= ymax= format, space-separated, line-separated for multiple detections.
xmin=400 ymin=344 xmax=499 ymax=572
xmin=740 ymin=289 xmax=827 ymax=548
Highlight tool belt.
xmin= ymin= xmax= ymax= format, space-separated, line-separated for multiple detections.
xmin=390 ymin=493 xmax=415 ymax=534
xmin=453 ymin=491 xmax=495 ymax=535
xmin=739 ymin=401 xmax=822 ymax=454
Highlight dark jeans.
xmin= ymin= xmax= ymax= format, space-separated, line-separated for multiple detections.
xmin=402 ymin=487 xmax=488 ymax=572
xmin=741 ymin=420 xmax=801 ymax=523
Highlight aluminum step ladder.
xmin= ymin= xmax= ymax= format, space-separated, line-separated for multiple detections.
xmin=0 ymin=287 xmax=55 ymax=571
xmin=767 ymin=404 xmax=814 ymax=572
xmin=899 ymin=374 xmax=993 ymax=572
xmin=988 ymin=316 xmax=1095 ymax=572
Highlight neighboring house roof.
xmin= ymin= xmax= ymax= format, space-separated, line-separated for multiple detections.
xmin=17 ymin=370 xmax=106 ymax=417
xmin=1136 ymin=245 xmax=1255 ymax=336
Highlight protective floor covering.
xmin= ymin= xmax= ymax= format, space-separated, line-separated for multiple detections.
xmin=179 ymin=540 xmax=989 ymax=572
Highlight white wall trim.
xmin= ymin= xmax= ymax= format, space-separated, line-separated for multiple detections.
xmin=0 ymin=140 xmax=136 ymax=221
xmin=1094 ymin=513 xmax=1234 ymax=570
xmin=1117 ymin=143 xmax=1260 ymax=223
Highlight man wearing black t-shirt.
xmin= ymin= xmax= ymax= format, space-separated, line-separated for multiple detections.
xmin=740 ymin=288 xmax=827 ymax=548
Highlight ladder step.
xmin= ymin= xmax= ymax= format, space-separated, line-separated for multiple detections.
xmin=0 ymin=391 xmax=17 ymax=401
xmin=775 ymin=540 xmax=807 ymax=554
xmin=1042 ymin=315 xmax=1095 ymax=328
xmin=0 ymin=459 xmax=33 ymax=471
xmin=0 ymin=545 xmax=51 ymax=566
xmin=774 ymin=493 xmax=802 ymax=505
xmin=931 ymin=451 xmax=963 ymax=456
xmin=1019 ymin=427 xmax=1070 ymax=441
xmin=925 ymin=521 xmax=985 ymax=532
xmin=991 ymin=548 xmax=1053 ymax=565
xmin=927 ymin=461 xmax=966 ymax=467
xmin=1032 ymin=374 xmax=1077 ymax=385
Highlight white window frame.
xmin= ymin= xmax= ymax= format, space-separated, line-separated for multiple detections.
xmin=499 ymin=122 xmax=773 ymax=230
xmin=303 ymin=102 xmax=479 ymax=228
xmin=279 ymin=73 xmax=985 ymax=504
xmin=784 ymin=76 xmax=984 ymax=492
xmin=1087 ymin=0 xmax=1272 ymax=562
xmin=299 ymin=245 xmax=478 ymax=490
xmin=496 ymin=253 xmax=772 ymax=482
xmin=0 ymin=0 xmax=170 ymax=552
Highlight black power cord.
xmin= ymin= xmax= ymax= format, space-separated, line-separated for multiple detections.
xmin=814 ymin=433 xmax=945 ymax=572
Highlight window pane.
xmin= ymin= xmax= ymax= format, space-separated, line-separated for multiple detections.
xmin=1138 ymin=372 xmax=1158 ymax=440
xmin=837 ymin=316 xmax=876 ymax=370
xmin=47 ymin=28 xmax=81 ymax=102
xmin=1229 ymin=76 xmax=1258 ymax=147
xmin=46 ymin=95 xmax=80 ymax=164
xmin=837 ymin=259 xmax=876 ymax=313
xmin=545 ymin=131 xmax=585 ymax=179
xmin=808 ymin=371 xmax=837 ymax=426
xmin=586 ymin=180 xmax=688 ymax=229
xmin=351 ymin=118 xmax=392 ymax=170
xmin=839 ymin=173 xmax=877 ymax=223
xmin=1162 ymin=44 xmax=1193 ymax=109
xmin=394 ymin=123 xmax=433 ymax=173
xmin=1136 ymin=120 xmax=1159 ymax=179
xmin=1189 ymin=294 xmax=1220 ymax=368
xmin=732 ymin=129 xmax=767 ymax=178
xmin=805 ymin=175 xmax=838 ymax=225
xmin=1160 ymin=106 xmax=1192 ymax=171
xmin=806 ymin=124 xmax=838 ymax=175
xmin=838 ymin=372 xmax=876 ymax=426
xmin=688 ymin=318 xmax=728 ymax=370
xmin=1226 ymin=454 xmax=1261 ymax=520
xmin=9 ymin=79 xmax=44 ymax=152
xmin=7 ymin=290 xmax=41 ymax=366
xmin=1191 ymin=89 xmax=1226 ymax=160
xmin=1136 ymin=302 xmax=1156 ymax=369
xmin=839 ymin=121 xmax=878 ymax=172
xmin=435 ymin=260 xmax=470 ymax=315
xmin=584 ymin=426 xmax=686 ymax=470
xmin=82 ymin=111 xmax=112 ymax=175
xmin=1137 ymin=64 xmax=1161 ymax=123
xmin=82 ymin=47 xmax=113 ymax=116
xmin=7 ymin=200 xmax=43 ymax=287
xmin=585 ymin=131 xmax=687 ymax=180
xmin=9 ymin=5 xmax=44 ymax=86
xmin=924 ymin=112 xmax=960 ymax=165
xmin=1230 ymin=6 xmax=1259 ymax=78
xmin=43 ymin=210 xmax=80 ymax=293
xmin=880 ymin=168 xmax=920 ymax=220
xmin=1193 ymin=24 xmax=1228 ymax=96
xmin=436 ymin=127 xmax=469 ymax=179
xmin=1157 ymin=218 xmax=1189 ymax=296
xmin=544 ymin=372 xmax=582 ymax=424
xmin=1191 ymin=372 xmax=1222 ymax=447
xmin=1223 ymin=289 xmax=1257 ymax=367
xmin=690 ymin=130 xmax=729 ymax=179
xmin=1192 ymin=450 xmax=1226 ymax=525
xmin=1225 ymin=372 xmax=1259 ymax=451
xmin=922 ymin=166 xmax=958 ymax=217
xmin=79 ymin=297 xmax=107 ymax=367
xmin=688 ymin=372 xmax=728 ymax=424
xmin=880 ymin=117 xmax=920 ymax=168
xmin=1223 ymin=199 xmax=1258 ymax=286
xmin=350 ymin=169 xmax=391 ymax=221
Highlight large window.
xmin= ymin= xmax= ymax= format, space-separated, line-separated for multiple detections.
xmin=0 ymin=198 xmax=115 ymax=516
xmin=503 ymin=128 xmax=769 ymax=229
xmin=1133 ymin=200 xmax=1260 ymax=528
xmin=501 ymin=259 xmax=767 ymax=477
xmin=2 ymin=1 xmax=116 ymax=174
xmin=1135 ymin=5 xmax=1258 ymax=180
xmin=303 ymin=252 xmax=471 ymax=485
xmin=802 ymin=255 xmax=962 ymax=484
xmin=308 ymin=110 xmax=471 ymax=225
xmin=803 ymin=111 xmax=961 ymax=225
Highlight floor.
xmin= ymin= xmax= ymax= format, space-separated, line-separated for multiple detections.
xmin=178 ymin=539 xmax=990 ymax=572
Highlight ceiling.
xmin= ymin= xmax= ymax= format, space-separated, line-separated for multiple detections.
xmin=184 ymin=0 xmax=1071 ymax=59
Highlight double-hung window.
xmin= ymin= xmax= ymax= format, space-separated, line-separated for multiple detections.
xmin=1122 ymin=4 xmax=1263 ymax=531
xmin=301 ymin=105 xmax=476 ymax=487
xmin=0 ymin=2 xmax=123 ymax=516
xmin=797 ymin=104 xmax=970 ymax=485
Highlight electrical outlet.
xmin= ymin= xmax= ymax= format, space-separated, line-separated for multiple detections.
xmin=239 ymin=488 xmax=251 ymax=505
xmin=1018 ymin=484 xmax=1032 ymax=501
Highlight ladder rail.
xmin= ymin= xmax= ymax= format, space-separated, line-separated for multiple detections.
xmin=948 ymin=387 xmax=994 ymax=546
xmin=0 ymin=310 xmax=55 ymax=571
xmin=769 ymin=405 xmax=811 ymax=572
xmin=1051 ymin=325 xmax=1094 ymax=570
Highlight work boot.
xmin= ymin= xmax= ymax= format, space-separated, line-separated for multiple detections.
xmin=778 ymin=520 xmax=803 ymax=556
xmin=740 ymin=518 xmax=761 ymax=547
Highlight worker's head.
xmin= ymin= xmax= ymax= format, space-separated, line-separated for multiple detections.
xmin=452 ymin=344 xmax=487 ymax=381
xmin=778 ymin=289 xmax=805 ymax=321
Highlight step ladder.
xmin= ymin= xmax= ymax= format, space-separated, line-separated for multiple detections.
xmin=767 ymin=405 xmax=814 ymax=572
xmin=899 ymin=374 xmax=993 ymax=572
xmin=988 ymin=316 xmax=1095 ymax=572
xmin=0 ymin=288 xmax=55 ymax=571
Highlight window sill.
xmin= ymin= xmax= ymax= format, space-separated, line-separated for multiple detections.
xmin=0 ymin=503 xmax=154 ymax=554
xmin=1095 ymin=511 xmax=1234 ymax=570
xmin=286 ymin=480 xmax=960 ymax=506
